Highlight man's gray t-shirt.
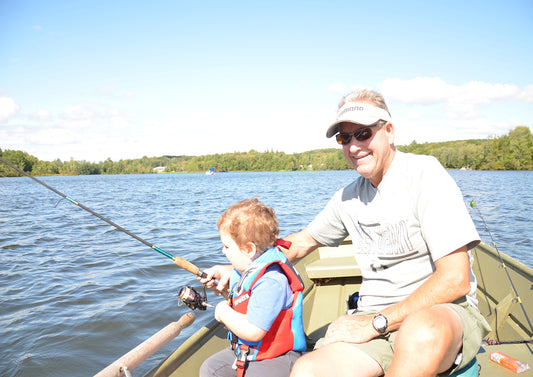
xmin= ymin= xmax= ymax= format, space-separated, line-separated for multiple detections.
xmin=308 ymin=151 xmax=480 ymax=311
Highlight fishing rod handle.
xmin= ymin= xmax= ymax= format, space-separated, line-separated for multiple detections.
xmin=172 ymin=256 xmax=207 ymax=278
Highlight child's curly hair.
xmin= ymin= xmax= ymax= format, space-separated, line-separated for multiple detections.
xmin=218 ymin=198 xmax=279 ymax=252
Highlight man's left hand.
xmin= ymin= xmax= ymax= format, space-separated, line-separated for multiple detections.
xmin=323 ymin=314 xmax=377 ymax=345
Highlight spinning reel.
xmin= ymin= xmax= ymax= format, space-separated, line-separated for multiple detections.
xmin=177 ymin=285 xmax=211 ymax=311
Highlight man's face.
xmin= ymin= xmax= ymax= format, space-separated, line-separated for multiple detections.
xmin=339 ymin=121 xmax=395 ymax=187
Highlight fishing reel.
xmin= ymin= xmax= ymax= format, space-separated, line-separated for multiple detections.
xmin=177 ymin=285 xmax=209 ymax=311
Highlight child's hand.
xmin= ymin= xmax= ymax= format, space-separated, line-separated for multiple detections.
xmin=215 ymin=300 xmax=268 ymax=342
xmin=214 ymin=300 xmax=231 ymax=322
xmin=198 ymin=265 xmax=232 ymax=298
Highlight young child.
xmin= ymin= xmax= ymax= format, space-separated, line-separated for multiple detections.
xmin=200 ymin=198 xmax=306 ymax=377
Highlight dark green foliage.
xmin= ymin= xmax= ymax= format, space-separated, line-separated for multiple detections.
xmin=1 ymin=127 xmax=531 ymax=177
xmin=398 ymin=126 xmax=532 ymax=170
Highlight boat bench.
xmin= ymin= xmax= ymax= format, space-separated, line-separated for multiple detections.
xmin=305 ymin=255 xmax=361 ymax=279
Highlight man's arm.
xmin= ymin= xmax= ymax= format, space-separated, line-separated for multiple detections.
xmin=324 ymin=246 xmax=471 ymax=344
xmin=383 ymin=246 xmax=471 ymax=330
xmin=282 ymin=228 xmax=322 ymax=263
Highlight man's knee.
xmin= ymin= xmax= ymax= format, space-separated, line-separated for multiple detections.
xmin=290 ymin=353 xmax=315 ymax=377
xmin=398 ymin=306 xmax=463 ymax=351
xmin=290 ymin=343 xmax=384 ymax=377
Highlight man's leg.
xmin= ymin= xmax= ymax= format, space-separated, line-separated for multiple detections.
xmin=386 ymin=306 xmax=463 ymax=377
xmin=290 ymin=342 xmax=384 ymax=377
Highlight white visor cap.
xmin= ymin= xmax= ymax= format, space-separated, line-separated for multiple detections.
xmin=326 ymin=102 xmax=392 ymax=138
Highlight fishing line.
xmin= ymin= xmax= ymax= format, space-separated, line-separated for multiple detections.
xmin=470 ymin=199 xmax=533 ymax=337
xmin=0 ymin=157 xmax=207 ymax=279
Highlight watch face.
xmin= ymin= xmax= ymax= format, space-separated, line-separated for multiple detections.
xmin=373 ymin=314 xmax=387 ymax=333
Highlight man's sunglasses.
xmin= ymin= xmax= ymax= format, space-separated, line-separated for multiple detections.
xmin=335 ymin=122 xmax=385 ymax=145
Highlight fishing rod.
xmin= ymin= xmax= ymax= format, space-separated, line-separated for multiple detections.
xmin=484 ymin=339 xmax=533 ymax=345
xmin=0 ymin=157 xmax=207 ymax=279
xmin=470 ymin=199 xmax=533 ymax=338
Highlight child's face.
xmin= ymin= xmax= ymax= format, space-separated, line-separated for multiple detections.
xmin=219 ymin=230 xmax=256 ymax=273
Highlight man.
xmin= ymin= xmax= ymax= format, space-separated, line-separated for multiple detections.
xmin=285 ymin=89 xmax=490 ymax=377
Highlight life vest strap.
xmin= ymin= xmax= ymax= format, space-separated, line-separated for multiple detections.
xmin=275 ymin=238 xmax=292 ymax=249
xmin=235 ymin=344 xmax=250 ymax=377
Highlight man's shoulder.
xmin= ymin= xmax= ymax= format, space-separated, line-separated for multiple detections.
xmin=397 ymin=150 xmax=441 ymax=168
xmin=338 ymin=175 xmax=367 ymax=197
xmin=395 ymin=151 xmax=447 ymax=181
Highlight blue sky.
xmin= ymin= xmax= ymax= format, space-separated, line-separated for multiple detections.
xmin=1 ymin=0 xmax=532 ymax=162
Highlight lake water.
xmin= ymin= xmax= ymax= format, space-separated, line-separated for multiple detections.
xmin=1 ymin=170 xmax=531 ymax=376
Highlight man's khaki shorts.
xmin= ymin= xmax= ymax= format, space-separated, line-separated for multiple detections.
xmin=316 ymin=299 xmax=490 ymax=375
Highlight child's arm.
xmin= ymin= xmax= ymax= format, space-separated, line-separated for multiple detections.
xmin=215 ymin=300 xmax=267 ymax=342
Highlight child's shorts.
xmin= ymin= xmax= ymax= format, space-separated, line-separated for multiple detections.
xmin=200 ymin=346 xmax=301 ymax=377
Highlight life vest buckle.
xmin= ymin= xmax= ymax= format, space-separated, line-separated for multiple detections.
xmin=234 ymin=344 xmax=250 ymax=377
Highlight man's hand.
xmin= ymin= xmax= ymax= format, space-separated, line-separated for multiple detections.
xmin=323 ymin=314 xmax=377 ymax=345
xmin=283 ymin=228 xmax=321 ymax=263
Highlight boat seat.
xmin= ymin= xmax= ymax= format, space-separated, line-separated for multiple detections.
xmin=305 ymin=256 xmax=361 ymax=279
xmin=448 ymin=357 xmax=478 ymax=377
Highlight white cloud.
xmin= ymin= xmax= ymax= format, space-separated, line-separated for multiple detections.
xmin=377 ymin=78 xmax=533 ymax=138
xmin=379 ymin=77 xmax=528 ymax=107
xmin=456 ymin=81 xmax=521 ymax=105
xmin=448 ymin=118 xmax=513 ymax=137
xmin=5 ymin=77 xmax=531 ymax=162
xmin=30 ymin=109 xmax=52 ymax=122
xmin=406 ymin=109 xmax=422 ymax=119
xmin=97 ymin=85 xmax=117 ymax=94
xmin=59 ymin=103 xmax=127 ymax=130
xmin=0 ymin=97 xmax=20 ymax=123
xmin=27 ymin=127 xmax=78 ymax=145
xmin=518 ymin=84 xmax=533 ymax=103
xmin=444 ymin=103 xmax=479 ymax=120
xmin=63 ymin=105 xmax=94 ymax=121
xmin=380 ymin=77 xmax=456 ymax=104
xmin=109 ymin=116 xmax=128 ymax=129
xmin=96 ymin=85 xmax=135 ymax=99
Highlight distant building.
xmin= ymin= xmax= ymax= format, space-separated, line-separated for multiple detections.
xmin=153 ymin=166 xmax=165 ymax=173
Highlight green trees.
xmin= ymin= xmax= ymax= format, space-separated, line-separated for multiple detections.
xmin=501 ymin=126 xmax=533 ymax=170
xmin=1 ymin=126 xmax=531 ymax=177
xmin=0 ymin=149 xmax=39 ymax=177
xmin=398 ymin=126 xmax=533 ymax=170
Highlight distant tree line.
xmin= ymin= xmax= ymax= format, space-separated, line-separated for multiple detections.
xmin=1 ymin=126 xmax=531 ymax=177
xmin=398 ymin=126 xmax=532 ymax=170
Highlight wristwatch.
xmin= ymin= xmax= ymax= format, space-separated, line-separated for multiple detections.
xmin=372 ymin=313 xmax=389 ymax=335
